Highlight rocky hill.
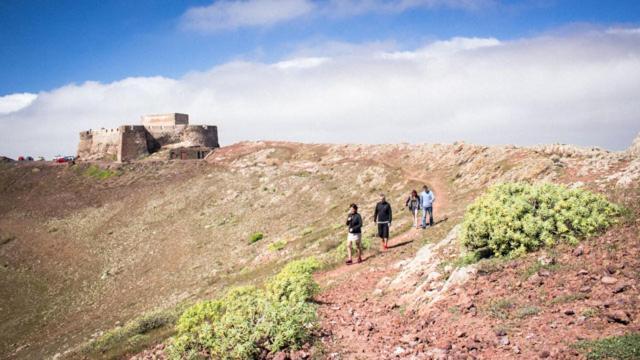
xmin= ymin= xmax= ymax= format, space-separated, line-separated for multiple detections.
xmin=0 ymin=138 xmax=638 ymax=359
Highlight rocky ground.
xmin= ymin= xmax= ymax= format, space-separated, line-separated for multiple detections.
xmin=1 ymin=136 xmax=639 ymax=359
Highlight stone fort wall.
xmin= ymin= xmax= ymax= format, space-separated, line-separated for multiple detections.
xmin=77 ymin=114 xmax=219 ymax=162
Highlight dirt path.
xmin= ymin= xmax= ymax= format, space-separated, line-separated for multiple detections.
xmin=315 ymin=166 xmax=452 ymax=359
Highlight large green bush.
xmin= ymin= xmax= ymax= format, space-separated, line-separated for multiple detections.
xmin=461 ymin=182 xmax=620 ymax=258
xmin=167 ymin=258 xmax=320 ymax=359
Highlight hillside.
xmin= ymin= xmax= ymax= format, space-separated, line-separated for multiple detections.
xmin=1 ymin=138 xmax=639 ymax=359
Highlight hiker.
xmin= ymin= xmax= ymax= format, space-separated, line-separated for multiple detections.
xmin=405 ymin=190 xmax=421 ymax=229
xmin=373 ymin=193 xmax=392 ymax=250
xmin=345 ymin=203 xmax=363 ymax=264
xmin=420 ymin=185 xmax=436 ymax=228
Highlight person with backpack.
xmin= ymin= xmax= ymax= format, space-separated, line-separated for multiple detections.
xmin=345 ymin=203 xmax=363 ymax=264
xmin=420 ymin=185 xmax=436 ymax=228
xmin=373 ymin=193 xmax=393 ymax=250
xmin=405 ymin=190 xmax=421 ymax=229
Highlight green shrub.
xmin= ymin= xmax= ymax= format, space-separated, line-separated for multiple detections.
xmin=249 ymin=232 xmax=264 ymax=244
xmin=461 ymin=182 xmax=620 ymax=258
xmin=573 ymin=333 xmax=640 ymax=360
xmin=268 ymin=240 xmax=286 ymax=252
xmin=168 ymin=258 xmax=320 ymax=359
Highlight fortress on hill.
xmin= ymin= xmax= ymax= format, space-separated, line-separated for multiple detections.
xmin=77 ymin=113 xmax=219 ymax=162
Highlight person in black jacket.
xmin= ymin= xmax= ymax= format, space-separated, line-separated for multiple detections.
xmin=345 ymin=203 xmax=363 ymax=264
xmin=373 ymin=193 xmax=393 ymax=250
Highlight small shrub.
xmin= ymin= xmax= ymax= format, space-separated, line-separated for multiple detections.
xmin=487 ymin=298 xmax=514 ymax=319
xmin=82 ymin=308 xmax=179 ymax=355
xmin=581 ymin=308 xmax=599 ymax=318
xmin=168 ymin=258 xmax=320 ymax=359
xmin=549 ymin=293 xmax=588 ymax=305
xmin=461 ymin=182 xmax=620 ymax=258
xmin=573 ymin=333 xmax=640 ymax=360
xmin=249 ymin=232 xmax=264 ymax=244
xmin=268 ymin=240 xmax=286 ymax=252
xmin=516 ymin=306 xmax=540 ymax=319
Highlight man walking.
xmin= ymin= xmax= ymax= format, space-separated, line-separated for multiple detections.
xmin=420 ymin=185 xmax=435 ymax=228
xmin=345 ymin=203 xmax=363 ymax=264
xmin=373 ymin=193 xmax=392 ymax=250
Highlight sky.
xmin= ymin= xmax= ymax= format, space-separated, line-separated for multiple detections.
xmin=1 ymin=0 xmax=640 ymax=158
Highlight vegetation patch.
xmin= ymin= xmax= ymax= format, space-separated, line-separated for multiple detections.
xmin=515 ymin=305 xmax=540 ymax=319
xmin=573 ymin=333 xmax=640 ymax=360
xmin=268 ymin=239 xmax=287 ymax=252
xmin=460 ymin=182 xmax=620 ymax=258
xmin=83 ymin=164 xmax=120 ymax=180
xmin=549 ymin=293 xmax=588 ymax=305
xmin=167 ymin=258 xmax=320 ymax=359
xmin=249 ymin=232 xmax=264 ymax=244
xmin=80 ymin=308 xmax=181 ymax=357
xmin=486 ymin=298 xmax=515 ymax=319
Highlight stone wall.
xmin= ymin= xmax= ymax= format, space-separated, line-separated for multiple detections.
xmin=118 ymin=126 xmax=150 ymax=162
xmin=141 ymin=113 xmax=189 ymax=127
xmin=77 ymin=114 xmax=219 ymax=162
xmin=77 ymin=128 xmax=121 ymax=161
xmin=144 ymin=125 xmax=219 ymax=150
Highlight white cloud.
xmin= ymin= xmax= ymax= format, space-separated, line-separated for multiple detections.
xmin=181 ymin=0 xmax=495 ymax=32
xmin=181 ymin=0 xmax=315 ymax=32
xmin=0 ymin=93 xmax=37 ymax=115
xmin=2 ymin=28 xmax=640 ymax=159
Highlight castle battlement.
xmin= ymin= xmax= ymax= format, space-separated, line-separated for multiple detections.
xmin=77 ymin=113 xmax=219 ymax=162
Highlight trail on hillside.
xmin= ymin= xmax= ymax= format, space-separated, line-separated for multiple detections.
xmin=315 ymin=167 xmax=452 ymax=359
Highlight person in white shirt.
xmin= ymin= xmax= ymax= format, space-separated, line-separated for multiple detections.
xmin=419 ymin=185 xmax=435 ymax=228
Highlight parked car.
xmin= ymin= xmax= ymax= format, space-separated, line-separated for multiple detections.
xmin=36 ymin=156 xmax=45 ymax=161
xmin=17 ymin=156 xmax=25 ymax=161
xmin=26 ymin=156 xmax=34 ymax=161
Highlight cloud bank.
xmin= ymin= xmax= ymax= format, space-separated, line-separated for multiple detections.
xmin=1 ymin=28 xmax=640 ymax=159
xmin=181 ymin=0 xmax=494 ymax=32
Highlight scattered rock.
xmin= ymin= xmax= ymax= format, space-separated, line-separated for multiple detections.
xmin=528 ymin=273 xmax=544 ymax=286
xmin=513 ymin=346 xmax=521 ymax=354
xmin=580 ymin=286 xmax=592 ymax=293
xmin=564 ymin=309 xmax=575 ymax=316
xmin=572 ymin=246 xmax=584 ymax=257
xmin=456 ymin=331 xmax=467 ymax=338
xmin=498 ymin=336 xmax=510 ymax=346
xmin=578 ymin=269 xmax=589 ymax=275
xmin=539 ymin=350 xmax=551 ymax=358
xmin=606 ymin=310 xmax=631 ymax=325
xmin=601 ymin=276 xmax=618 ymax=285
xmin=613 ymin=283 xmax=630 ymax=294
xmin=537 ymin=255 xmax=556 ymax=266
xmin=538 ymin=269 xmax=551 ymax=277
xmin=494 ymin=329 xmax=507 ymax=337
xmin=393 ymin=346 xmax=405 ymax=356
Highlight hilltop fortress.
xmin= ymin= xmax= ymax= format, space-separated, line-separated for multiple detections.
xmin=77 ymin=113 xmax=219 ymax=162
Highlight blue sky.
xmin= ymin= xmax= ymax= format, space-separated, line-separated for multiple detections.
xmin=2 ymin=0 xmax=639 ymax=94
xmin=1 ymin=0 xmax=640 ymax=158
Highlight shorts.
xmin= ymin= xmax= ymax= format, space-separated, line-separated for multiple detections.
xmin=347 ymin=233 xmax=362 ymax=246
xmin=377 ymin=223 xmax=390 ymax=238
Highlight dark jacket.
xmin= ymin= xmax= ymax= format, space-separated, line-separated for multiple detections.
xmin=374 ymin=201 xmax=393 ymax=223
xmin=346 ymin=213 xmax=362 ymax=234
